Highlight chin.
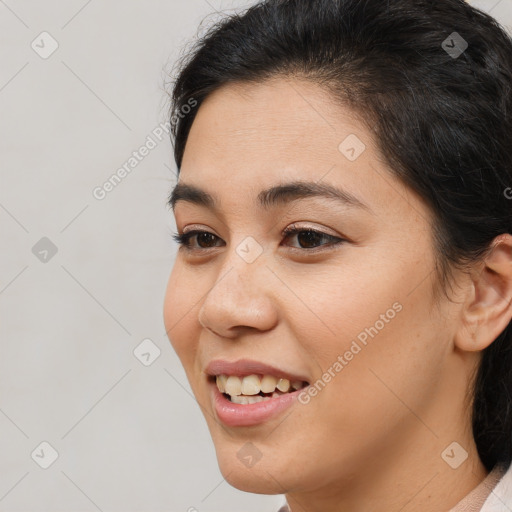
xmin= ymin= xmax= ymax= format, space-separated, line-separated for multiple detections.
xmin=207 ymin=417 xmax=312 ymax=495
xmin=219 ymin=456 xmax=290 ymax=495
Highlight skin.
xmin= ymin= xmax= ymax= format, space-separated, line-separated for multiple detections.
xmin=163 ymin=77 xmax=512 ymax=512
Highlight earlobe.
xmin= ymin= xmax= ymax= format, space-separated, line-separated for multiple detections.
xmin=454 ymin=234 xmax=512 ymax=353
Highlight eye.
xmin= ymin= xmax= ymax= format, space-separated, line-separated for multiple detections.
xmin=171 ymin=224 xmax=346 ymax=253
xmin=172 ymin=230 xmax=224 ymax=250
xmin=281 ymin=224 xmax=345 ymax=251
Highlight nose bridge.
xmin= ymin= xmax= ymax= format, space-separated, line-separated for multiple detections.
xmin=197 ymin=234 xmax=274 ymax=334
xmin=208 ymin=234 xmax=267 ymax=303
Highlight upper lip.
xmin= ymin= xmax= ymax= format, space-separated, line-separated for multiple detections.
xmin=205 ymin=358 xmax=309 ymax=383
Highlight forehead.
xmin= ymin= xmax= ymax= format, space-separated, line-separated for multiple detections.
xmin=183 ymin=78 xmax=367 ymax=163
xmin=181 ymin=78 xmax=371 ymax=186
xmin=177 ymin=77 xmax=428 ymax=226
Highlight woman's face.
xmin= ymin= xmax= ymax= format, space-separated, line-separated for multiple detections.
xmin=163 ymin=78 xmax=474 ymax=497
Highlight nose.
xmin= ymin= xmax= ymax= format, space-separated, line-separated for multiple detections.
xmin=197 ymin=246 xmax=278 ymax=339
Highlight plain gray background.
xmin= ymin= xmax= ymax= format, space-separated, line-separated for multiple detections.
xmin=1 ymin=1 xmax=511 ymax=511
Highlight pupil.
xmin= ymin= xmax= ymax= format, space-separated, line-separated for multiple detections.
xmin=198 ymin=233 xmax=216 ymax=248
xmin=298 ymin=230 xmax=320 ymax=248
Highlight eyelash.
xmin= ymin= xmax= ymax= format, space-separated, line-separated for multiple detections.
xmin=171 ymin=225 xmax=346 ymax=254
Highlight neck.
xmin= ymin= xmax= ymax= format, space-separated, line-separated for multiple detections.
xmin=285 ymin=441 xmax=487 ymax=512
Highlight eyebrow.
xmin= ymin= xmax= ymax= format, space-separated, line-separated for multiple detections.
xmin=168 ymin=180 xmax=373 ymax=214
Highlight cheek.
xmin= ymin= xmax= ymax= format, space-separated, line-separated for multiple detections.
xmin=163 ymin=262 xmax=201 ymax=366
xmin=324 ymin=302 xmax=443 ymax=402
xmin=285 ymin=252 xmax=445 ymax=426
xmin=278 ymin=258 xmax=405 ymax=355
xmin=286 ymin=239 xmax=437 ymax=358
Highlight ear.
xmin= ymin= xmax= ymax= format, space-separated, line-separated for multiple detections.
xmin=454 ymin=234 xmax=512 ymax=352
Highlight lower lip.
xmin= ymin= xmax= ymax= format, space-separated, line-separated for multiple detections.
xmin=210 ymin=380 xmax=303 ymax=427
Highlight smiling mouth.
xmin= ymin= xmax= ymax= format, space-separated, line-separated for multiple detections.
xmin=211 ymin=374 xmax=309 ymax=404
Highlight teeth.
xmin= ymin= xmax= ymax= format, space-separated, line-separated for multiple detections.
xmin=231 ymin=394 xmax=273 ymax=404
xmin=241 ymin=374 xmax=260 ymax=395
xmin=216 ymin=375 xmax=227 ymax=393
xmin=247 ymin=395 xmax=265 ymax=404
xmin=291 ymin=380 xmax=303 ymax=390
xmin=231 ymin=394 xmax=248 ymax=404
xmin=260 ymin=375 xmax=278 ymax=393
xmin=216 ymin=373 xmax=307 ymax=398
xmin=276 ymin=378 xmax=290 ymax=392
xmin=225 ymin=376 xmax=242 ymax=396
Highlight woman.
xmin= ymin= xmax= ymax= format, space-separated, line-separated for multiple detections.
xmin=163 ymin=0 xmax=512 ymax=510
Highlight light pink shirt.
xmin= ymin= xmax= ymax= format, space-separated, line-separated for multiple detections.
xmin=455 ymin=461 xmax=512 ymax=512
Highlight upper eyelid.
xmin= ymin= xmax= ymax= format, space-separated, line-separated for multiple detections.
xmin=180 ymin=221 xmax=341 ymax=236
xmin=180 ymin=226 xmax=340 ymax=239
xmin=284 ymin=223 xmax=339 ymax=237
